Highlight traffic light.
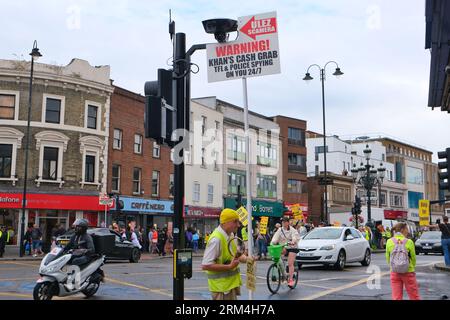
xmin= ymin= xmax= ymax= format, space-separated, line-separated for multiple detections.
xmin=438 ymin=148 xmax=450 ymax=192
xmin=353 ymin=195 xmax=362 ymax=215
xmin=144 ymin=68 xmax=176 ymax=146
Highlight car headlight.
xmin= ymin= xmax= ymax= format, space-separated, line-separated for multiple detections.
xmin=320 ymin=245 xmax=336 ymax=251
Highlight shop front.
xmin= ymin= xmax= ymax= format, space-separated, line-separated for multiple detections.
xmin=111 ymin=197 xmax=173 ymax=232
xmin=0 ymin=192 xmax=105 ymax=251
xmin=184 ymin=206 xmax=221 ymax=238
xmin=223 ymin=197 xmax=286 ymax=235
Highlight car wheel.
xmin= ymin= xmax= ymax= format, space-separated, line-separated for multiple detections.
xmin=361 ymin=249 xmax=371 ymax=266
xmin=130 ymin=248 xmax=141 ymax=263
xmin=334 ymin=250 xmax=346 ymax=271
xmin=424 ymin=252 xmax=428 ymax=255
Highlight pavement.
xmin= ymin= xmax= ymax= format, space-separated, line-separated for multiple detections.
xmin=0 ymin=245 xmax=206 ymax=261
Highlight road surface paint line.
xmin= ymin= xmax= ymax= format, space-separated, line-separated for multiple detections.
xmin=0 ymin=292 xmax=33 ymax=299
xmin=300 ymin=283 xmax=334 ymax=290
xmin=0 ymin=277 xmax=36 ymax=282
xmin=1 ymin=261 xmax=40 ymax=268
xmin=300 ymin=261 xmax=439 ymax=300
xmin=104 ymin=277 xmax=179 ymax=299
xmin=300 ymin=271 xmax=391 ymax=300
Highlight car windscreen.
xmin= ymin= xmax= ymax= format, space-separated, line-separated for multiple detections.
xmin=420 ymin=232 xmax=441 ymax=240
xmin=303 ymin=228 xmax=343 ymax=240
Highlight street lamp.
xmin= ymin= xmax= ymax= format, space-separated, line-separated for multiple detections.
xmin=351 ymin=144 xmax=385 ymax=223
xmin=303 ymin=61 xmax=344 ymax=223
xmin=19 ymin=41 xmax=42 ymax=257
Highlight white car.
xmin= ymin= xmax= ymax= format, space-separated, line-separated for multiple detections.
xmin=296 ymin=227 xmax=371 ymax=270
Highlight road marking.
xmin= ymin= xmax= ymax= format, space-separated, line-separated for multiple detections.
xmin=104 ymin=277 xmax=180 ymax=299
xmin=0 ymin=277 xmax=36 ymax=282
xmin=300 ymin=261 xmax=440 ymax=300
xmin=300 ymin=271 xmax=391 ymax=300
xmin=1 ymin=261 xmax=40 ymax=268
xmin=0 ymin=292 xmax=33 ymax=299
xmin=300 ymin=283 xmax=333 ymax=290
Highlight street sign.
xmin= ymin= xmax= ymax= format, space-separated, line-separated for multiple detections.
xmin=246 ymin=257 xmax=256 ymax=291
xmin=259 ymin=216 xmax=269 ymax=235
xmin=206 ymin=11 xmax=281 ymax=83
xmin=237 ymin=206 xmax=249 ymax=226
xmin=419 ymin=199 xmax=430 ymax=226
xmin=99 ymin=193 xmax=114 ymax=207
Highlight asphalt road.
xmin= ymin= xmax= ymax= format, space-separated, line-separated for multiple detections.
xmin=0 ymin=253 xmax=448 ymax=300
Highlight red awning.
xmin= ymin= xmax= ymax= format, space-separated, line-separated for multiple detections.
xmin=384 ymin=210 xmax=408 ymax=220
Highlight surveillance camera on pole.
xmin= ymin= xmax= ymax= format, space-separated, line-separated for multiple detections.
xmin=202 ymin=18 xmax=238 ymax=43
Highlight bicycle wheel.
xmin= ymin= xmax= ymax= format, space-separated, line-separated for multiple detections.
xmin=266 ymin=263 xmax=281 ymax=294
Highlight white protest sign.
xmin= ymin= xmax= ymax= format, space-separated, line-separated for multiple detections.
xmin=206 ymin=11 xmax=281 ymax=83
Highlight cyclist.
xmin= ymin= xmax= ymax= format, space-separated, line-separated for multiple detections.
xmin=270 ymin=217 xmax=301 ymax=287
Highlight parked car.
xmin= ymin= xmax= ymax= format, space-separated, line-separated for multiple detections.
xmin=296 ymin=227 xmax=371 ymax=270
xmin=56 ymin=228 xmax=141 ymax=263
xmin=415 ymin=231 xmax=443 ymax=255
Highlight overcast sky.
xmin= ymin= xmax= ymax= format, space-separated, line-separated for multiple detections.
xmin=1 ymin=0 xmax=448 ymax=162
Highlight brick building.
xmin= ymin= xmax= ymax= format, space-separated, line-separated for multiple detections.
xmin=270 ymin=116 xmax=308 ymax=219
xmin=108 ymin=86 xmax=174 ymax=231
xmin=0 ymin=58 xmax=114 ymax=252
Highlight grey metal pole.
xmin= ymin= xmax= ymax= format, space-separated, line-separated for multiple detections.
xmin=242 ymin=76 xmax=253 ymax=300
xmin=19 ymin=53 xmax=35 ymax=257
xmin=320 ymin=68 xmax=328 ymax=223
xmin=367 ymin=165 xmax=372 ymax=222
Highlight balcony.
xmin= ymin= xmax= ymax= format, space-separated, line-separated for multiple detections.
xmin=228 ymin=185 xmax=246 ymax=195
xmin=257 ymin=156 xmax=277 ymax=167
xmin=288 ymin=138 xmax=305 ymax=147
xmin=257 ymin=190 xmax=277 ymax=199
xmin=288 ymin=165 xmax=306 ymax=173
xmin=227 ymin=151 xmax=246 ymax=162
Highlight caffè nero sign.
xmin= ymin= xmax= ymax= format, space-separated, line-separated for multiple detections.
xmin=118 ymin=197 xmax=174 ymax=214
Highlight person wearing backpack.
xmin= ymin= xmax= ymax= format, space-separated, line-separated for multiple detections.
xmin=385 ymin=222 xmax=420 ymax=300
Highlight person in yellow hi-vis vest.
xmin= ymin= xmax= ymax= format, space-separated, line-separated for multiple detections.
xmin=241 ymin=225 xmax=248 ymax=255
xmin=201 ymin=209 xmax=251 ymax=300
xmin=0 ymin=225 xmax=9 ymax=258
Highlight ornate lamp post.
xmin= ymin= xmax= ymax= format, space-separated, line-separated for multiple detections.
xmin=303 ymin=61 xmax=343 ymax=223
xmin=351 ymin=144 xmax=386 ymax=223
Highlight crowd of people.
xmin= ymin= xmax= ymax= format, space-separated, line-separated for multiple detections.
xmin=109 ymin=221 xmax=174 ymax=256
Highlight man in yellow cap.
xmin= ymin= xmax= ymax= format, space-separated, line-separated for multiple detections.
xmin=201 ymin=208 xmax=250 ymax=300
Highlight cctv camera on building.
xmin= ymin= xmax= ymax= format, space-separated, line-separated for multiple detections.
xmin=445 ymin=65 xmax=450 ymax=75
xmin=202 ymin=18 xmax=238 ymax=43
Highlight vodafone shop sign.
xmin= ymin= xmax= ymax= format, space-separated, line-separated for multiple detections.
xmin=206 ymin=11 xmax=281 ymax=83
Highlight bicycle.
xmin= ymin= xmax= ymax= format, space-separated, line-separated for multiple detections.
xmin=266 ymin=244 xmax=299 ymax=294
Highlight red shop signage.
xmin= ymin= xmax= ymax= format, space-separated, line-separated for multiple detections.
xmin=184 ymin=206 xmax=221 ymax=218
xmin=384 ymin=210 xmax=408 ymax=220
xmin=0 ymin=193 xmax=106 ymax=211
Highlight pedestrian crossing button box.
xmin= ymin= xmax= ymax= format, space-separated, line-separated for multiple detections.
xmin=174 ymin=249 xmax=192 ymax=279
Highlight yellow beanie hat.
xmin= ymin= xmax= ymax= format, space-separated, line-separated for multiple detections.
xmin=220 ymin=208 xmax=239 ymax=224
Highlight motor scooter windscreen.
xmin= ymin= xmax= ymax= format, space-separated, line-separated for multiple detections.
xmin=43 ymin=247 xmax=64 ymax=266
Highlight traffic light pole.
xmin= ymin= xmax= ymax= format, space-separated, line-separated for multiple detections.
xmin=173 ymin=32 xmax=186 ymax=301
xmin=173 ymin=34 xmax=206 ymax=301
